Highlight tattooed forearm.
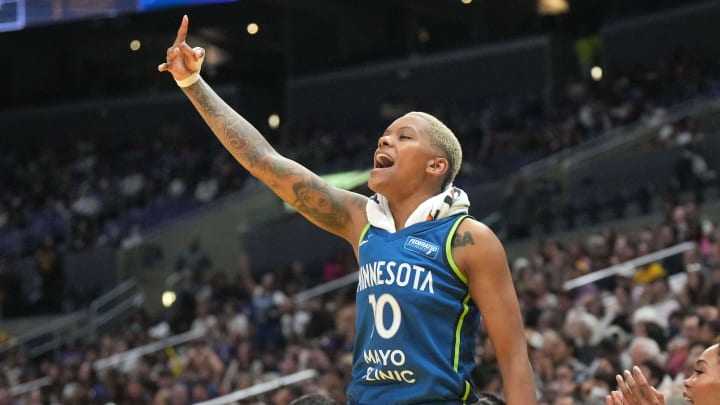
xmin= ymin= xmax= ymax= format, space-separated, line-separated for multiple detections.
xmin=181 ymin=79 xmax=366 ymax=238
xmin=291 ymin=179 xmax=352 ymax=229
xmin=452 ymin=231 xmax=475 ymax=247
xmin=184 ymin=81 xmax=272 ymax=169
xmin=219 ymin=115 xmax=269 ymax=168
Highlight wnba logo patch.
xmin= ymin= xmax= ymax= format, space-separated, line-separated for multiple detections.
xmin=404 ymin=237 xmax=439 ymax=259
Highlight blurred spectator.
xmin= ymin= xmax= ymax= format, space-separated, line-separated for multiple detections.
xmin=290 ymin=393 xmax=337 ymax=404
xmin=0 ymin=257 xmax=24 ymax=318
xmin=674 ymin=141 xmax=715 ymax=203
xmin=476 ymin=392 xmax=506 ymax=404
xmin=252 ymin=273 xmax=288 ymax=351
xmin=120 ymin=224 xmax=145 ymax=251
xmin=70 ymin=185 xmax=102 ymax=219
xmin=174 ymin=235 xmax=212 ymax=281
xmin=637 ymin=275 xmax=680 ymax=328
xmin=190 ymin=298 xmax=218 ymax=335
xmin=34 ymin=235 xmax=64 ymax=313
xmin=170 ymin=381 xmax=190 ymax=405
xmin=2 ymin=9 xmax=720 ymax=404
xmin=194 ymin=175 xmax=220 ymax=204
xmin=321 ymin=253 xmax=345 ymax=283
xmin=625 ymin=336 xmax=663 ymax=372
xmin=501 ymin=173 xmax=532 ymax=239
xmin=680 ymin=312 xmax=704 ymax=347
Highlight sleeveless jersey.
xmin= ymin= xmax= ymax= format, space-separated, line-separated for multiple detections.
xmin=347 ymin=215 xmax=481 ymax=405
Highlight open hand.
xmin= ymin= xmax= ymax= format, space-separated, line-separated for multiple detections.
xmin=605 ymin=366 xmax=665 ymax=405
xmin=158 ymin=15 xmax=205 ymax=82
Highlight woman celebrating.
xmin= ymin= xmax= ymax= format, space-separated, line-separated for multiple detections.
xmin=606 ymin=343 xmax=720 ymax=405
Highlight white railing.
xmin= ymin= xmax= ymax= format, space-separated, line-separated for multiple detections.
xmin=560 ymin=97 xmax=720 ymax=171
xmin=563 ymin=241 xmax=696 ymax=291
xmin=89 ymin=279 xmax=145 ymax=336
xmin=519 ymin=96 xmax=719 ymax=177
xmin=0 ymin=310 xmax=87 ymax=356
xmin=0 ymin=278 xmax=144 ymax=358
xmin=9 ymin=376 xmax=52 ymax=398
xmin=195 ymin=369 xmax=319 ymax=405
xmin=94 ymin=270 xmax=362 ymax=373
xmin=294 ymin=272 xmax=359 ymax=304
xmin=93 ymin=328 xmax=204 ymax=371
xmin=89 ymin=278 xmax=137 ymax=315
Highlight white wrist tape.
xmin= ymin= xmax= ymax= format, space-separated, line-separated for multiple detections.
xmin=176 ymin=72 xmax=201 ymax=88
xmin=176 ymin=47 xmax=205 ymax=88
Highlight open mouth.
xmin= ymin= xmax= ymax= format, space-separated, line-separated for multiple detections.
xmin=375 ymin=153 xmax=394 ymax=169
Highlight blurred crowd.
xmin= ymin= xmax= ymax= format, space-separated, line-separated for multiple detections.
xmin=1 ymin=46 xmax=717 ymax=320
xmin=1 ymin=44 xmax=720 ymax=404
xmin=0 ymin=47 xmax=714 ymax=256
xmin=511 ymin=198 xmax=720 ymax=404
xmin=500 ymin=111 xmax=718 ymax=241
xmin=2 ymin=194 xmax=720 ymax=404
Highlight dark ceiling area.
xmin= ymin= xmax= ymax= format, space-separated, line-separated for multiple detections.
xmin=0 ymin=0 xmax=704 ymax=110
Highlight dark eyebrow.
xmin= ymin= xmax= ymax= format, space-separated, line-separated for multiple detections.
xmin=696 ymin=359 xmax=709 ymax=367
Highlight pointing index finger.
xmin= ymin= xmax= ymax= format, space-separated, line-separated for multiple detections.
xmin=174 ymin=15 xmax=189 ymax=45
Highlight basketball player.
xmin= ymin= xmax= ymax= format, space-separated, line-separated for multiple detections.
xmin=159 ymin=15 xmax=537 ymax=405
xmin=606 ymin=343 xmax=720 ymax=405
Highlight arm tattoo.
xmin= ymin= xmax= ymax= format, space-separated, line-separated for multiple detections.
xmin=452 ymin=231 xmax=475 ymax=247
xmin=291 ymin=179 xmax=352 ymax=229
xmin=185 ymin=81 xmax=271 ymax=169
xmin=184 ymin=81 xmax=365 ymax=234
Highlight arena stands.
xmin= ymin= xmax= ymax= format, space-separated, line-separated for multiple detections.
xmin=3 ymin=1 xmax=720 ymax=404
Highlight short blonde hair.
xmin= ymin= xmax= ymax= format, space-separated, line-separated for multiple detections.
xmin=405 ymin=111 xmax=462 ymax=190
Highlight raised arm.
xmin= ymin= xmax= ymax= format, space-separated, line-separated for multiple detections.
xmin=158 ymin=16 xmax=367 ymax=243
xmin=452 ymin=220 xmax=537 ymax=405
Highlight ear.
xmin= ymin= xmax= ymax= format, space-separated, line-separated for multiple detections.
xmin=426 ymin=157 xmax=449 ymax=177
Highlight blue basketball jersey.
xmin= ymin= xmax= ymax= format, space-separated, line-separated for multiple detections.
xmin=347 ymin=215 xmax=481 ymax=405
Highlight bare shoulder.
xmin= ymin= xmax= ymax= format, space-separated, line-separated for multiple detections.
xmin=451 ymin=218 xmax=502 ymax=250
xmin=451 ymin=218 xmax=509 ymax=278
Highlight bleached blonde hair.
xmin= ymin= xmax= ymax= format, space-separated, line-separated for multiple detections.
xmin=405 ymin=111 xmax=462 ymax=190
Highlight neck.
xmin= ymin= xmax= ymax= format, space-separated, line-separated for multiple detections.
xmin=386 ymin=191 xmax=438 ymax=231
